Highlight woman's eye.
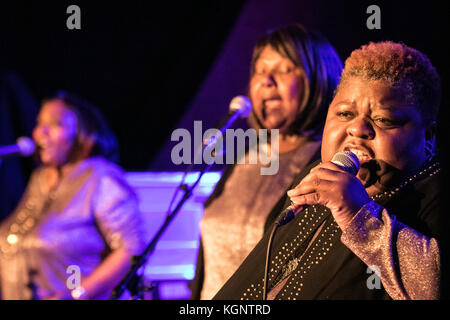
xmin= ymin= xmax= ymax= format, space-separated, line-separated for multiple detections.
xmin=278 ymin=68 xmax=291 ymax=74
xmin=373 ymin=117 xmax=397 ymax=127
xmin=46 ymin=121 xmax=63 ymax=127
xmin=254 ymin=68 xmax=266 ymax=75
xmin=276 ymin=67 xmax=295 ymax=75
xmin=336 ymin=111 xmax=354 ymax=119
xmin=375 ymin=118 xmax=391 ymax=123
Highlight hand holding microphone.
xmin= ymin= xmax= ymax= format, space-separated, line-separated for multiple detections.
xmin=277 ymin=151 xmax=372 ymax=230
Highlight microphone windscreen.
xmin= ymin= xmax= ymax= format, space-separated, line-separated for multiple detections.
xmin=17 ymin=137 xmax=36 ymax=156
xmin=229 ymin=96 xmax=252 ymax=118
xmin=331 ymin=151 xmax=360 ymax=176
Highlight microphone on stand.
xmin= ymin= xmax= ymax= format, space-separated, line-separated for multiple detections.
xmin=203 ymin=95 xmax=252 ymax=149
xmin=111 ymin=98 xmax=252 ymax=300
xmin=274 ymin=151 xmax=360 ymax=226
xmin=229 ymin=95 xmax=252 ymax=117
xmin=0 ymin=137 xmax=35 ymax=159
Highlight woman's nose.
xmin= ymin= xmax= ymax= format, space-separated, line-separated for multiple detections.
xmin=346 ymin=116 xmax=375 ymax=139
xmin=33 ymin=125 xmax=49 ymax=139
xmin=261 ymin=73 xmax=277 ymax=87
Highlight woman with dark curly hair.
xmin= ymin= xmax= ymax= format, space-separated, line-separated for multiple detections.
xmin=214 ymin=41 xmax=447 ymax=300
xmin=191 ymin=24 xmax=343 ymax=300
xmin=0 ymin=91 xmax=145 ymax=299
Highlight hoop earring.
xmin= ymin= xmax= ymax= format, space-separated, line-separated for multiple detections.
xmin=425 ymin=140 xmax=435 ymax=162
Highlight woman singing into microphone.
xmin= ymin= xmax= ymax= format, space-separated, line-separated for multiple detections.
xmin=214 ymin=41 xmax=447 ymax=300
xmin=190 ymin=24 xmax=343 ymax=300
xmin=0 ymin=91 xmax=145 ymax=299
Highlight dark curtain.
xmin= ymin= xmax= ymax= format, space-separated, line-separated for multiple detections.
xmin=0 ymin=70 xmax=38 ymax=221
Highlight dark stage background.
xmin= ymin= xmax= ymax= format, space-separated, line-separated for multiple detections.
xmin=1 ymin=0 xmax=449 ymax=219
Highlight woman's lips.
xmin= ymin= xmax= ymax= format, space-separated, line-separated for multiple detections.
xmin=264 ymin=98 xmax=281 ymax=107
xmin=37 ymin=144 xmax=54 ymax=156
xmin=37 ymin=143 xmax=49 ymax=151
xmin=262 ymin=98 xmax=282 ymax=116
xmin=344 ymin=146 xmax=374 ymax=162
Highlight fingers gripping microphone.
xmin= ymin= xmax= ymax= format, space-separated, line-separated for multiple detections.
xmin=331 ymin=150 xmax=360 ymax=176
xmin=274 ymin=151 xmax=360 ymax=226
xmin=0 ymin=137 xmax=35 ymax=159
xmin=263 ymin=151 xmax=360 ymax=300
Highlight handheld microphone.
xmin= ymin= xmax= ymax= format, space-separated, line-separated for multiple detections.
xmin=0 ymin=137 xmax=35 ymax=159
xmin=274 ymin=151 xmax=360 ymax=226
xmin=263 ymin=151 xmax=360 ymax=300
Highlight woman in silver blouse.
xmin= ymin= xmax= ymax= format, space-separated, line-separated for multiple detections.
xmin=191 ymin=24 xmax=343 ymax=300
xmin=0 ymin=91 xmax=145 ymax=300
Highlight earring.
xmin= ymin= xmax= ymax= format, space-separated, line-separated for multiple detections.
xmin=425 ymin=140 xmax=435 ymax=161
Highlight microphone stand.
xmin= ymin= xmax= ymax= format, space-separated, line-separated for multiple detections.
xmin=109 ymin=161 xmax=214 ymax=300
xmin=110 ymin=104 xmax=249 ymax=300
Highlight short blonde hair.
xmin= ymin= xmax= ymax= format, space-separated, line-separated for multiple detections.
xmin=337 ymin=41 xmax=441 ymax=124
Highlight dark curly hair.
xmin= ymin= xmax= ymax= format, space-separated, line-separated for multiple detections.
xmin=42 ymin=90 xmax=119 ymax=163
xmin=337 ymin=41 xmax=441 ymax=125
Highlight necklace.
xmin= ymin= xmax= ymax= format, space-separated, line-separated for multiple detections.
xmin=267 ymin=160 xmax=441 ymax=295
xmin=0 ymin=168 xmax=64 ymax=256
xmin=370 ymin=161 xmax=440 ymax=202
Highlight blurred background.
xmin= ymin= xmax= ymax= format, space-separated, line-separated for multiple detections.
xmin=1 ymin=0 xmax=449 ymax=299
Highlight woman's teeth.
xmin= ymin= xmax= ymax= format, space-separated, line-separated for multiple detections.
xmin=347 ymin=149 xmax=371 ymax=161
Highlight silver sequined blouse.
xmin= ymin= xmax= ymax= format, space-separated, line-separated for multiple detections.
xmin=200 ymin=140 xmax=321 ymax=299
xmin=0 ymin=157 xmax=145 ymax=300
